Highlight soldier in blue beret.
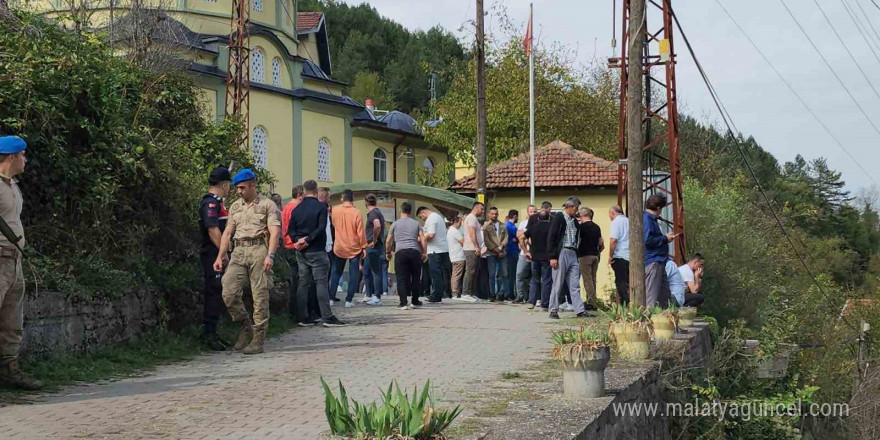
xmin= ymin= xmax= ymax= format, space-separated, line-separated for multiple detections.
xmin=213 ymin=169 xmax=281 ymax=354
xmin=0 ymin=136 xmax=42 ymax=390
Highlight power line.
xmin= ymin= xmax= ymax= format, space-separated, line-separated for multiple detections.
xmin=847 ymin=0 xmax=880 ymax=52
xmin=711 ymin=0 xmax=877 ymax=186
xmin=811 ymin=0 xmax=880 ymax=103
xmin=669 ymin=4 xmax=862 ymax=335
xmin=839 ymin=0 xmax=880 ymax=69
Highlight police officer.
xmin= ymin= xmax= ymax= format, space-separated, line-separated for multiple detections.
xmin=0 ymin=136 xmax=41 ymax=390
xmin=198 ymin=167 xmax=232 ymax=351
xmin=213 ymin=169 xmax=281 ymax=354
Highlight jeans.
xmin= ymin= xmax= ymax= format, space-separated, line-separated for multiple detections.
xmin=486 ymin=254 xmax=508 ymax=299
xmin=515 ymin=254 xmax=532 ymax=301
xmin=463 ymin=250 xmax=478 ymax=296
xmin=549 ymin=249 xmax=586 ymax=314
xmin=505 ymin=254 xmax=518 ymax=301
xmin=645 ymin=262 xmax=670 ymax=308
xmin=420 ymin=260 xmax=432 ymax=297
xmin=428 ymin=252 xmax=451 ymax=301
xmin=530 ymin=260 xmax=552 ymax=308
xmin=296 ymin=251 xmax=334 ymax=319
xmin=364 ymin=247 xmax=384 ymax=298
xmin=611 ymin=259 xmax=630 ymax=304
xmin=331 ymin=254 xmax=362 ymax=303
xmin=284 ymin=250 xmax=301 ymax=321
xmin=394 ymin=249 xmax=422 ymax=306
xmin=328 ymin=251 xmax=342 ymax=300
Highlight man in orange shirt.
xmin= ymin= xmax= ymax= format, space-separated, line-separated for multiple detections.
xmin=331 ymin=189 xmax=367 ymax=307
xmin=282 ymin=185 xmax=312 ymax=324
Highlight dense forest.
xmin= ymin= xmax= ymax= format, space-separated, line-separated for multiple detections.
xmin=299 ymin=0 xmax=469 ymax=113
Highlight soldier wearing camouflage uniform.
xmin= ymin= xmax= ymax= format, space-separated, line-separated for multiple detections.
xmin=213 ymin=169 xmax=281 ymax=355
xmin=0 ymin=136 xmax=41 ymax=390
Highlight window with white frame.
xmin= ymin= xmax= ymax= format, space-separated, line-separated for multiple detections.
xmin=373 ymin=148 xmax=387 ymax=182
xmin=317 ymin=137 xmax=331 ymax=181
xmin=251 ymin=47 xmax=265 ymax=84
xmin=253 ymin=0 xmax=263 ymax=12
xmin=271 ymin=57 xmax=283 ymax=87
xmin=423 ymin=157 xmax=435 ymax=175
xmin=252 ymin=126 xmax=268 ymax=169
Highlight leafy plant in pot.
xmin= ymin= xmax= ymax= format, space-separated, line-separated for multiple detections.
xmin=649 ymin=303 xmax=678 ymax=341
xmin=551 ymin=326 xmax=612 ymax=397
xmin=678 ymin=306 xmax=698 ymax=327
xmin=602 ymin=303 xmax=652 ymax=360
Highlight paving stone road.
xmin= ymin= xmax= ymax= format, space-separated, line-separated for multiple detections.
xmin=0 ymin=300 xmax=555 ymax=440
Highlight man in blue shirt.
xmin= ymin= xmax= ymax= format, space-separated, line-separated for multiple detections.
xmin=504 ymin=210 xmax=520 ymax=303
xmin=643 ymin=193 xmax=678 ymax=308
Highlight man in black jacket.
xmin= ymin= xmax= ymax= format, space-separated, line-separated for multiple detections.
xmin=289 ymin=180 xmax=346 ymax=327
xmin=546 ymin=197 xmax=588 ymax=319
xmin=523 ymin=201 xmax=554 ymax=310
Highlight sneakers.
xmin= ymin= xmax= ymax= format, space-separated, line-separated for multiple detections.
xmin=367 ymin=297 xmax=382 ymax=306
xmin=297 ymin=320 xmax=316 ymax=327
xmin=460 ymin=295 xmax=477 ymax=302
xmin=322 ymin=316 xmax=348 ymax=327
xmin=561 ymin=302 xmax=574 ymax=311
xmin=398 ymin=305 xmax=411 ymax=310
xmin=411 ymin=300 xmax=424 ymax=307
xmin=527 ymin=303 xmax=535 ymax=310
xmin=361 ymin=295 xmax=372 ymax=303
xmin=409 ymin=303 xmax=421 ymax=309
xmin=427 ymin=298 xmax=442 ymax=304
xmin=329 ymin=300 xmax=337 ymax=307
xmin=345 ymin=301 xmax=354 ymax=308
xmin=549 ymin=311 xmax=560 ymax=320
xmin=576 ymin=311 xmax=587 ymax=318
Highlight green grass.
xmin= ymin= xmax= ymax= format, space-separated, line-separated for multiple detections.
xmin=500 ymin=371 xmax=522 ymax=380
xmin=7 ymin=315 xmax=295 ymax=393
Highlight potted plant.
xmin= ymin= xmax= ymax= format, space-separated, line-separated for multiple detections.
xmin=602 ymin=303 xmax=652 ymax=360
xmin=678 ymin=306 xmax=698 ymax=327
xmin=649 ymin=304 xmax=678 ymax=341
xmin=551 ymin=326 xmax=612 ymax=397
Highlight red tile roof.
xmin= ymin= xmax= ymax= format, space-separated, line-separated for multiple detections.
xmin=297 ymin=12 xmax=323 ymax=32
xmin=450 ymin=140 xmax=618 ymax=191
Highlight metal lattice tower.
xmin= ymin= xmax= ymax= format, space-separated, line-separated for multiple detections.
xmin=609 ymin=0 xmax=686 ymax=265
xmin=226 ymin=0 xmax=250 ymax=149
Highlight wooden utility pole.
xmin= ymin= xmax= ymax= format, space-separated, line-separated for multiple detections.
xmin=475 ymin=0 xmax=487 ymax=202
xmin=626 ymin=0 xmax=646 ymax=307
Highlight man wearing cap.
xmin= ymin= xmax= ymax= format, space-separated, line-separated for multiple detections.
xmin=0 ymin=136 xmax=41 ymax=390
xmin=213 ymin=169 xmax=281 ymax=354
xmin=197 ymin=167 xmax=232 ymax=351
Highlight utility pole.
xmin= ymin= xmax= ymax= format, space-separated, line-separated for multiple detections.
xmin=626 ymin=0 xmax=646 ymax=307
xmin=226 ymin=0 xmax=251 ymax=150
xmin=475 ymin=0 xmax=487 ymax=203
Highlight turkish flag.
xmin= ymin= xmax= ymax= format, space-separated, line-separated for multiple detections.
xmin=523 ymin=13 xmax=533 ymax=57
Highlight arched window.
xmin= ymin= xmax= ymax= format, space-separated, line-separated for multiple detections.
xmin=252 ymin=126 xmax=268 ymax=169
xmin=253 ymin=0 xmax=263 ymax=12
xmin=251 ymin=47 xmax=265 ymax=84
xmin=423 ymin=157 xmax=435 ymax=175
xmin=373 ymin=149 xmax=387 ymax=182
xmin=317 ymin=137 xmax=331 ymax=181
xmin=271 ymin=57 xmax=283 ymax=87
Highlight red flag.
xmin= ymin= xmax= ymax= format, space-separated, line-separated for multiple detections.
xmin=523 ymin=12 xmax=533 ymax=57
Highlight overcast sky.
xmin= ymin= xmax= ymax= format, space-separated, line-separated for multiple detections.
xmin=350 ymin=0 xmax=880 ymax=192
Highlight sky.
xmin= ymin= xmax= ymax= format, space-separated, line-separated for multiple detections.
xmin=343 ymin=0 xmax=880 ymax=193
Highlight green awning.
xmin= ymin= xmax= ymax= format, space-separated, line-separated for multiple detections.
xmin=328 ymin=182 xmax=476 ymax=213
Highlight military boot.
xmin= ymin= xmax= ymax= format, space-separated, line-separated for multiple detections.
xmin=201 ymin=333 xmax=227 ymax=351
xmin=0 ymin=358 xmax=43 ymax=391
xmin=242 ymin=326 xmax=265 ymax=355
xmin=233 ymin=318 xmax=254 ymax=351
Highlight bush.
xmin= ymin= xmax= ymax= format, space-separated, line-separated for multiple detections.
xmin=0 ymin=12 xmax=257 ymax=299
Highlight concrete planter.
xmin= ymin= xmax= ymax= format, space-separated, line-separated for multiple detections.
xmin=612 ymin=323 xmax=651 ymax=360
xmin=561 ymin=346 xmax=611 ymax=398
xmin=678 ymin=307 xmax=698 ymax=327
xmin=651 ymin=314 xmax=676 ymax=340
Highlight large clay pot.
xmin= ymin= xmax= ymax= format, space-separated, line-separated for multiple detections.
xmin=651 ymin=314 xmax=675 ymax=340
xmin=561 ymin=346 xmax=611 ymax=398
xmin=612 ymin=322 xmax=650 ymax=360
xmin=679 ymin=307 xmax=697 ymax=327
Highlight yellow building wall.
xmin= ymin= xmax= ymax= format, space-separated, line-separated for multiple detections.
xmin=297 ymin=34 xmax=321 ymax=65
xmin=303 ymin=78 xmax=343 ymax=96
xmin=481 ymin=188 xmax=620 ymax=301
xmin=250 ymin=90 xmax=294 ymax=196
xmin=301 ymin=110 xmax=345 ymax=185
xmin=249 ymin=35 xmax=290 ymax=88
xmin=352 ymin=137 xmax=393 ymax=183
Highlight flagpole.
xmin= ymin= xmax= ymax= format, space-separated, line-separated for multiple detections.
xmin=528 ymin=2 xmax=535 ymax=206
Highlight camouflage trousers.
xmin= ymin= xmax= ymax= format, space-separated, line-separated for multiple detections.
xmin=222 ymin=244 xmax=271 ymax=330
xmin=0 ymin=256 xmax=23 ymax=361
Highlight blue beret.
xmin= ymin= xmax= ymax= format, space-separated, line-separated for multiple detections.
xmin=232 ymin=168 xmax=256 ymax=185
xmin=0 ymin=136 xmax=26 ymax=154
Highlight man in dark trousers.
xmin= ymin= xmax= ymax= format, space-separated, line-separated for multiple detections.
xmin=289 ymin=180 xmax=346 ymax=327
xmin=523 ymin=201 xmax=554 ymax=310
xmin=197 ymin=167 xmax=232 ymax=351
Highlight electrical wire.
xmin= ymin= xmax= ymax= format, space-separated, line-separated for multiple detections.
xmin=838 ymin=0 xmax=880 ymax=69
xmin=811 ymin=0 xmax=880 ymax=103
xmin=847 ymin=0 xmax=880 ymax=53
xmin=712 ymin=0 xmax=877 ymax=187
xmin=669 ymin=4 xmax=862 ymax=335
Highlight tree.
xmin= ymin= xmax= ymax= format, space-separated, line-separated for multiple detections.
xmin=349 ymin=71 xmax=395 ymax=110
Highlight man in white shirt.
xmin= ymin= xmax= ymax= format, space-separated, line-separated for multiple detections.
xmin=446 ymin=216 xmax=466 ymax=299
xmin=678 ymin=253 xmax=706 ymax=307
xmin=462 ymin=202 xmax=484 ymax=300
xmin=665 ymin=259 xmax=686 ymax=307
xmin=515 ymin=205 xmax=537 ymax=303
xmin=417 ymin=206 xmax=451 ymax=303
xmin=608 ymin=205 xmax=630 ymax=304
